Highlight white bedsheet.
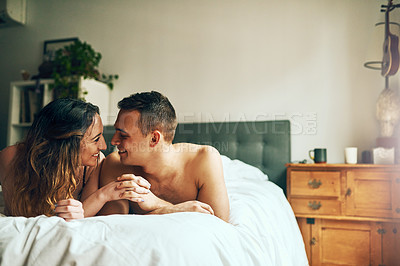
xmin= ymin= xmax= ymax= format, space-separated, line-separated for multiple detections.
xmin=0 ymin=156 xmax=308 ymax=266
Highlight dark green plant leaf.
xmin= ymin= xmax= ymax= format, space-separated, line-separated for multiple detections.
xmin=51 ymin=39 xmax=118 ymax=97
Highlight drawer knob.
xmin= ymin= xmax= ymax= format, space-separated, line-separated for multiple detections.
xmin=310 ymin=237 xmax=317 ymax=245
xmin=308 ymin=201 xmax=322 ymax=210
xmin=308 ymin=179 xmax=322 ymax=189
xmin=396 ymin=208 xmax=400 ymax=214
xmin=377 ymin=228 xmax=387 ymax=235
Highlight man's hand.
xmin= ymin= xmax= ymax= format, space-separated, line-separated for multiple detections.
xmin=100 ymin=174 xmax=151 ymax=203
xmin=132 ymin=190 xmax=173 ymax=213
xmin=54 ymin=199 xmax=84 ymax=222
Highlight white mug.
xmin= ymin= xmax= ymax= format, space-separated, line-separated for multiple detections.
xmin=345 ymin=147 xmax=358 ymax=164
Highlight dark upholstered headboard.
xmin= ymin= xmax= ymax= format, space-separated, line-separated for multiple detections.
xmin=102 ymin=120 xmax=291 ymax=193
xmin=173 ymin=120 xmax=291 ymax=193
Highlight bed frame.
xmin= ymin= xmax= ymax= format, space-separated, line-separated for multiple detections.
xmin=103 ymin=120 xmax=291 ymax=193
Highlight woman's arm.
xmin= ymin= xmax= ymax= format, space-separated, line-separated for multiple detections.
xmin=80 ymin=152 xmax=106 ymax=202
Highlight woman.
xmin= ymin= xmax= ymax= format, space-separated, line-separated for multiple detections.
xmin=0 ymin=98 xmax=150 ymax=221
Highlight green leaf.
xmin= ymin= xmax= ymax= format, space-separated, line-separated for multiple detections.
xmin=50 ymin=39 xmax=119 ymax=97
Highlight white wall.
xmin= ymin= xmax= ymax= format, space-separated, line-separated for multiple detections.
xmin=0 ymin=0 xmax=395 ymax=163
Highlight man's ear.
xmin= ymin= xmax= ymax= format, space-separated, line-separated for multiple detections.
xmin=149 ymin=130 xmax=161 ymax=147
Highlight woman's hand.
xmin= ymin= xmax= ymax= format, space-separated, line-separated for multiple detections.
xmin=54 ymin=199 xmax=84 ymax=222
xmin=100 ymin=174 xmax=151 ymax=203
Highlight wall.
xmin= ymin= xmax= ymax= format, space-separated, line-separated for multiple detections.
xmin=0 ymin=0 xmax=395 ymax=163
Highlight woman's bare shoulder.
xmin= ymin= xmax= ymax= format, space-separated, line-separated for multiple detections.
xmin=0 ymin=145 xmax=18 ymax=183
xmin=0 ymin=145 xmax=17 ymax=157
xmin=0 ymin=146 xmax=17 ymax=167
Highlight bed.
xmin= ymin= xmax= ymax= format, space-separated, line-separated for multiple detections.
xmin=0 ymin=120 xmax=308 ymax=266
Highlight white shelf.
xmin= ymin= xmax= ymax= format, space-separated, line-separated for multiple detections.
xmin=7 ymin=80 xmax=53 ymax=145
xmin=7 ymin=78 xmax=110 ymax=146
xmin=11 ymin=123 xmax=32 ymax=127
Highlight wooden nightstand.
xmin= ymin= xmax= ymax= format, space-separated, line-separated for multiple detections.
xmin=287 ymin=163 xmax=400 ymax=266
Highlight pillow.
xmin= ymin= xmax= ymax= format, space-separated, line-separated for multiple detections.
xmin=221 ymin=155 xmax=268 ymax=181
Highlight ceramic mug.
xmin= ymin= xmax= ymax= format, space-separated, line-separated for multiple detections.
xmin=309 ymin=148 xmax=327 ymax=163
xmin=344 ymin=147 xmax=357 ymax=164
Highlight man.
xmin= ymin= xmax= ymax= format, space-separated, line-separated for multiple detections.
xmin=98 ymin=91 xmax=229 ymax=222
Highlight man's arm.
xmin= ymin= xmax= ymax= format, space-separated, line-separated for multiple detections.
xmin=138 ymin=200 xmax=214 ymax=216
xmin=194 ymin=146 xmax=230 ymax=222
xmin=130 ymin=192 xmax=214 ymax=216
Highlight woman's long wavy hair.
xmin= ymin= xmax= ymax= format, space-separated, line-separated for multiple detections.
xmin=9 ymin=98 xmax=99 ymax=217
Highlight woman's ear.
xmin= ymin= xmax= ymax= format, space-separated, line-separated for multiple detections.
xmin=150 ymin=130 xmax=161 ymax=147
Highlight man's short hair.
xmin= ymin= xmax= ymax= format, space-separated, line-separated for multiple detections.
xmin=118 ymin=91 xmax=177 ymax=142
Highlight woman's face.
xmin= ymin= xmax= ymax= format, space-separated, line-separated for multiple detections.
xmin=80 ymin=113 xmax=107 ymax=166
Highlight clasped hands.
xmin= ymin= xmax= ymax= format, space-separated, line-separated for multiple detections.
xmin=54 ymin=174 xmax=214 ymax=221
xmin=111 ymin=175 xmax=215 ymax=217
xmin=54 ymin=174 xmax=151 ymax=221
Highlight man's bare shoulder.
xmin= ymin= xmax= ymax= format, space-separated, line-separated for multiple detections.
xmin=102 ymin=151 xmax=132 ymax=174
xmin=100 ymin=151 xmax=137 ymax=185
xmin=103 ymin=151 xmax=122 ymax=167
xmin=176 ymin=143 xmax=222 ymax=176
xmin=174 ymin=143 xmax=219 ymax=157
xmin=185 ymin=143 xmax=220 ymax=162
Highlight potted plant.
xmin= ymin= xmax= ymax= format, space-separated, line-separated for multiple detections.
xmin=51 ymin=40 xmax=118 ymax=99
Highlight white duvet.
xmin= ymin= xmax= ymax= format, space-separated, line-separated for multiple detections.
xmin=0 ymin=156 xmax=308 ymax=266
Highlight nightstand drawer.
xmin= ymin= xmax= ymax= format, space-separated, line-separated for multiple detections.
xmin=290 ymin=198 xmax=341 ymax=215
xmin=290 ymin=171 xmax=340 ymax=197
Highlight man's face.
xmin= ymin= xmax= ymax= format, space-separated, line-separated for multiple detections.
xmin=111 ymin=110 xmax=151 ymax=165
